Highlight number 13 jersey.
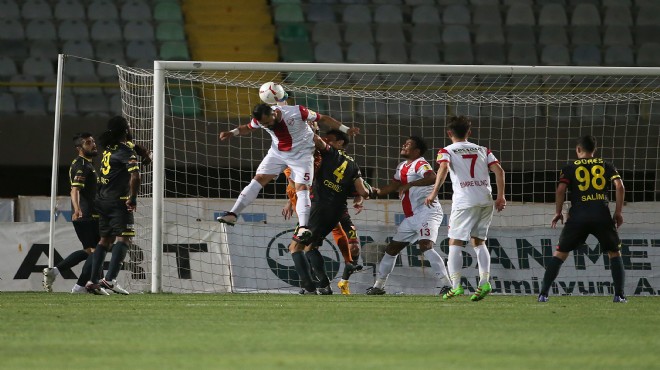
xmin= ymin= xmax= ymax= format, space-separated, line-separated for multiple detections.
xmin=436 ymin=141 xmax=499 ymax=210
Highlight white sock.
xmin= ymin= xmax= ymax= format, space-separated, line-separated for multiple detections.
xmin=230 ymin=179 xmax=263 ymax=215
xmin=52 ymin=267 xmax=60 ymax=276
xmin=474 ymin=244 xmax=491 ymax=285
xmin=448 ymin=246 xmax=463 ymax=289
xmin=295 ymin=189 xmax=311 ymax=226
xmin=423 ymin=249 xmax=450 ymax=286
xmin=374 ymin=253 xmax=397 ymax=289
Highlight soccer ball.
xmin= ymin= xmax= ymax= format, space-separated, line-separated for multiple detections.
xmin=259 ymin=82 xmax=287 ymax=104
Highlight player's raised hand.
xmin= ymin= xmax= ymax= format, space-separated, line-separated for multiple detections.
xmin=219 ymin=131 xmax=233 ymax=141
xmin=613 ymin=211 xmax=623 ymax=229
xmin=551 ymin=213 xmax=563 ymax=228
xmin=347 ymin=126 xmax=360 ymax=136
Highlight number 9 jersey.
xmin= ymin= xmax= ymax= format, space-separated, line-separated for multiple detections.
xmin=559 ymin=158 xmax=620 ymax=215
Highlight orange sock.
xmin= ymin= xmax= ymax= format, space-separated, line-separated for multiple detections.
xmin=332 ymin=225 xmax=352 ymax=263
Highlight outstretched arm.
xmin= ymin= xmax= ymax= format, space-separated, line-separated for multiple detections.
xmin=424 ymin=162 xmax=449 ymax=207
xmin=490 ymin=162 xmax=506 ymax=212
xmin=219 ymin=124 xmax=252 ymax=141
xmin=372 ymin=180 xmax=401 ymax=198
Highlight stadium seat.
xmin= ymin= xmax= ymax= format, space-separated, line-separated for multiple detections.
xmin=443 ymin=25 xmax=471 ymax=44
xmin=409 ymin=42 xmax=441 ymax=64
xmin=77 ymin=93 xmax=109 ymax=116
xmin=602 ymin=0 xmax=630 ymax=6
xmin=277 ymin=23 xmax=309 ymax=43
xmin=475 ymin=24 xmax=505 ymax=45
xmin=0 ymin=56 xmax=17 ymax=78
xmin=275 ymin=4 xmax=305 ymax=22
xmin=126 ymin=40 xmax=158 ymax=61
xmin=0 ymin=0 xmax=20 ymax=20
xmin=571 ymin=4 xmax=600 ymax=26
xmin=437 ymin=0 xmax=467 ymax=4
xmin=160 ymin=41 xmax=190 ymax=60
xmin=506 ymin=25 xmax=535 ymax=45
xmin=16 ymin=91 xmax=46 ymax=115
xmin=405 ymin=0 xmax=435 ymax=5
xmin=62 ymin=40 xmax=94 ymax=58
xmin=97 ymin=58 xmax=126 ymax=79
xmin=124 ymin=21 xmax=155 ymax=41
xmin=541 ymin=44 xmax=569 ymax=65
xmin=410 ymin=24 xmax=441 ymax=43
xmin=121 ymin=1 xmax=152 ymax=21
xmin=604 ymin=46 xmax=634 ymax=66
xmin=25 ymin=20 xmax=57 ymax=41
xmin=156 ymin=22 xmax=185 ymax=42
xmin=0 ymin=19 xmax=25 ymax=40
xmin=443 ymin=42 xmax=473 ymax=64
xmin=375 ymin=23 xmax=405 ymax=43
xmin=154 ymin=1 xmax=183 ymax=22
xmin=344 ymin=23 xmax=373 ymax=43
xmin=29 ymin=40 xmax=58 ymax=59
xmin=346 ymin=42 xmax=376 ymax=63
xmin=502 ymin=0 xmax=532 ymax=5
xmin=54 ymin=0 xmax=85 ymax=20
xmin=603 ymin=26 xmax=632 ymax=47
xmin=94 ymin=41 xmax=125 ymax=61
xmin=411 ymin=5 xmax=441 ymax=24
xmin=374 ymin=5 xmax=403 ymax=23
xmin=47 ymin=92 xmax=77 ymax=115
xmin=306 ymin=4 xmax=336 ymax=22
xmin=22 ymin=56 xmax=54 ymax=78
xmin=21 ymin=0 xmax=52 ymax=20
xmin=312 ymin=22 xmax=341 ymax=43
xmin=635 ymin=0 xmax=656 ymax=6
xmin=63 ymin=58 xmax=95 ymax=77
xmin=572 ymin=44 xmax=601 ymax=66
xmin=58 ymin=20 xmax=90 ymax=41
xmin=635 ymin=26 xmax=660 ymax=47
xmin=284 ymin=71 xmax=319 ymax=85
xmin=538 ymin=4 xmax=567 ymax=26
xmin=507 ymin=43 xmax=537 ymax=64
xmin=636 ymin=6 xmax=660 ymax=27
xmin=377 ymin=42 xmax=407 ymax=64
xmin=603 ymin=5 xmax=632 ymax=26
xmin=473 ymin=5 xmax=502 ymax=25
xmin=475 ymin=43 xmax=506 ymax=64
xmin=87 ymin=0 xmax=119 ymax=21
xmin=443 ymin=4 xmax=470 ymax=25
xmin=91 ymin=20 xmax=122 ymax=41
xmin=9 ymin=75 xmax=38 ymax=94
xmin=280 ymin=41 xmax=314 ymax=62
xmin=0 ymin=40 xmax=29 ymax=59
xmin=570 ymin=26 xmax=600 ymax=46
xmin=313 ymin=41 xmax=343 ymax=63
xmin=0 ymin=92 xmax=16 ymax=114
xmin=342 ymin=5 xmax=371 ymax=23
xmin=505 ymin=4 xmax=535 ymax=26
xmin=637 ymin=43 xmax=660 ymax=67
xmin=71 ymin=75 xmax=102 ymax=96
xmin=538 ymin=25 xmax=568 ymax=46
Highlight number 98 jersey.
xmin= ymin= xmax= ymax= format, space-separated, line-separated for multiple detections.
xmin=559 ymin=157 xmax=620 ymax=214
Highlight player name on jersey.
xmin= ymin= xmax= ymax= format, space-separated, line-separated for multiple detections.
xmin=460 ymin=179 xmax=489 ymax=188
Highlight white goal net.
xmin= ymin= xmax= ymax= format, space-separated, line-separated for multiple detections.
xmin=107 ymin=62 xmax=659 ymax=295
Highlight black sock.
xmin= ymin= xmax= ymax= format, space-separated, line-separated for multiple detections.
xmin=305 ymin=249 xmax=330 ymax=287
xmin=56 ymin=250 xmax=89 ymax=271
xmin=76 ymin=254 xmax=94 ymax=286
xmin=106 ymin=242 xmax=129 ymax=281
xmin=610 ymin=256 xmax=625 ymax=296
xmin=540 ymin=257 xmax=565 ymax=295
xmin=90 ymin=245 xmax=107 ymax=284
xmin=291 ymin=251 xmax=315 ymax=291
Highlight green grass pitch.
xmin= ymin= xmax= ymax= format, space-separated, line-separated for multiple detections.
xmin=0 ymin=293 xmax=657 ymax=370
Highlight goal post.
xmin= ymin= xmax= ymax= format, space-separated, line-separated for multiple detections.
xmin=48 ymin=58 xmax=659 ymax=295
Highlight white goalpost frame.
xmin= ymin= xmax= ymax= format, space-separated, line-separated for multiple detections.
xmin=148 ymin=60 xmax=660 ymax=294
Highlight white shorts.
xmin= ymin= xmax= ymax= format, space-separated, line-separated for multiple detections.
xmin=392 ymin=206 xmax=443 ymax=244
xmin=256 ymin=148 xmax=314 ymax=186
xmin=448 ymin=205 xmax=494 ymax=242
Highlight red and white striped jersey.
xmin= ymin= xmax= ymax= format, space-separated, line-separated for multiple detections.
xmin=247 ymin=105 xmax=320 ymax=155
xmin=393 ymin=157 xmax=436 ymax=217
xmin=436 ymin=141 xmax=499 ymax=210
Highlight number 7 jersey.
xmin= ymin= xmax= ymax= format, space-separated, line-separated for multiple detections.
xmin=436 ymin=141 xmax=499 ymax=210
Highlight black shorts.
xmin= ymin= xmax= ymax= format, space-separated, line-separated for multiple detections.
xmin=557 ymin=215 xmax=621 ymax=253
xmin=72 ymin=217 xmax=100 ymax=248
xmin=96 ymin=200 xmax=135 ymax=238
xmin=307 ymin=202 xmax=346 ymax=248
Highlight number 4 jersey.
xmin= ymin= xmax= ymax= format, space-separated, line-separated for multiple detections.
xmin=436 ymin=141 xmax=500 ymax=210
xmin=559 ymin=157 xmax=620 ymax=215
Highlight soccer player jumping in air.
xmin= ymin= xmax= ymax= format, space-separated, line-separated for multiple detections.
xmin=425 ymin=116 xmax=506 ymax=302
xmin=538 ymin=135 xmax=626 ymax=303
xmin=218 ymin=103 xmax=358 ymax=243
